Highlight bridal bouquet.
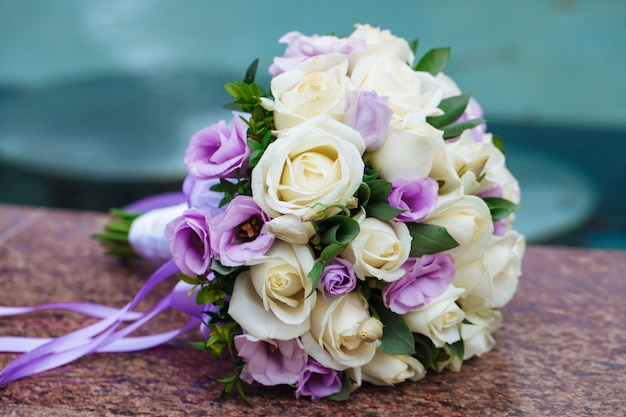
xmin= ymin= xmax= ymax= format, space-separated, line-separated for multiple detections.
xmin=1 ymin=24 xmax=524 ymax=401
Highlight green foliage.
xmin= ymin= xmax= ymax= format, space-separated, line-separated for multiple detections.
xmin=326 ymin=372 xmax=352 ymax=401
xmin=370 ymin=295 xmax=414 ymax=355
xmin=482 ymin=197 xmax=522 ymax=221
xmin=210 ymin=359 xmax=250 ymax=405
xmin=357 ymin=171 xmax=406 ymax=221
xmin=447 ymin=338 xmax=464 ymax=360
xmin=492 ymin=134 xmax=505 ymax=155
xmin=91 ymin=208 xmax=142 ymax=259
xmin=414 ymin=47 xmax=450 ymax=76
xmin=442 ymin=118 xmax=486 ymax=140
xmin=407 ymin=223 xmax=459 ymax=257
xmin=209 ymin=176 xmax=252 ymax=207
xmin=413 ymin=333 xmax=451 ymax=371
xmin=308 ymin=215 xmax=360 ymax=297
xmin=426 ymin=93 xmax=471 ymax=129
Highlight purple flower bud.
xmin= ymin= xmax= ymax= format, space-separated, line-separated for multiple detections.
xmin=182 ymin=175 xmax=226 ymax=217
xmin=344 ymin=90 xmax=393 ymax=151
xmin=388 ymin=177 xmax=438 ymax=222
xmin=382 ymin=253 xmax=455 ymax=314
xmin=165 ymin=208 xmax=212 ymax=277
xmin=184 ymin=116 xmax=250 ymax=180
xmin=295 ymin=358 xmax=343 ymax=400
xmin=234 ymin=333 xmax=308 ymax=386
xmin=319 ymin=257 xmax=357 ymax=296
xmin=269 ymin=31 xmax=366 ymax=76
xmin=209 ymin=195 xmax=274 ymax=267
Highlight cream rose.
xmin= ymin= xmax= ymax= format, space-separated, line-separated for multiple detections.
xmin=300 ymin=290 xmax=378 ymax=370
xmin=459 ymin=308 xmax=503 ymax=360
xmin=452 ymin=133 xmax=521 ymax=203
xmin=341 ymin=209 xmax=411 ymax=282
xmin=263 ymin=53 xmax=351 ymax=130
xmin=361 ymin=350 xmax=426 ymax=386
xmin=365 ymin=122 xmax=458 ymax=194
xmin=251 ymin=116 xmax=365 ymax=218
xmin=349 ymin=23 xmax=415 ymax=66
xmin=403 ymin=285 xmax=465 ymax=348
xmin=350 ymin=54 xmax=443 ymax=122
xmin=463 ymin=230 xmax=525 ymax=310
xmin=227 ymin=241 xmax=316 ymax=340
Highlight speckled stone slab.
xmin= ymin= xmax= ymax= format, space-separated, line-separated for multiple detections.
xmin=1 ymin=204 xmax=625 ymax=416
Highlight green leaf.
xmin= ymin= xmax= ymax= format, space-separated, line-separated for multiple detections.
xmin=178 ymin=273 xmax=202 ymax=286
xmin=407 ymin=223 xmax=459 ymax=257
xmin=492 ymin=134 xmax=505 ymax=155
xmin=362 ymin=168 xmax=380 ymax=182
xmin=326 ymin=372 xmax=352 ymax=401
xmin=370 ymin=295 xmax=414 ymax=355
xmin=356 ymin=183 xmax=371 ymax=207
xmin=482 ymin=197 xmax=521 ymax=221
xmin=365 ymin=202 xmax=406 ymax=222
xmin=307 ymin=261 xmax=325 ymax=298
xmin=367 ymin=179 xmax=392 ymax=202
xmin=414 ymin=47 xmax=451 ymax=76
xmin=447 ymin=338 xmax=464 ymax=360
xmin=244 ymin=58 xmax=259 ymax=84
xmin=442 ymin=118 xmax=485 ymax=140
xmin=318 ymin=216 xmax=360 ymax=246
xmin=426 ymin=93 xmax=471 ymax=129
xmin=409 ymin=38 xmax=419 ymax=55
xmin=224 ymin=83 xmax=241 ymax=99
xmin=187 ymin=340 xmax=206 ymax=350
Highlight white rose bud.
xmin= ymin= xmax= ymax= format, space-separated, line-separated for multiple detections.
xmin=358 ymin=317 xmax=384 ymax=343
xmin=266 ymin=214 xmax=316 ymax=244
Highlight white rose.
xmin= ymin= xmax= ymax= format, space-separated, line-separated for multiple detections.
xmin=227 ymin=241 xmax=316 ymax=340
xmin=403 ymin=285 xmax=465 ymax=348
xmin=436 ymin=73 xmax=462 ymax=98
xmin=464 ymin=230 xmax=525 ymax=310
xmin=366 ymin=123 xmax=459 ymax=194
xmin=263 ymin=53 xmax=351 ymax=130
xmin=349 ymin=23 xmax=414 ymax=66
xmin=451 ymin=133 xmax=521 ymax=203
xmin=460 ymin=308 xmax=503 ymax=359
xmin=350 ymin=54 xmax=443 ymax=122
xmin=300 ymin=290 xmax=378 ymax=370
xmin=251 ymin=116 xmax=365 ymax=218
xmin=361 ymin=350 xmax=426 ymax=386
xmin=341 ymin=209 xmax=411 ymax=282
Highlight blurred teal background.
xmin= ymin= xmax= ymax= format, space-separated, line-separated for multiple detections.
xmin=1 ymin=0 xmax=625 ymax=249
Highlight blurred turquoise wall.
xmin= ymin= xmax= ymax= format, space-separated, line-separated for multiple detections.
xmin=1 ymin=0 xmax=625 ymax=130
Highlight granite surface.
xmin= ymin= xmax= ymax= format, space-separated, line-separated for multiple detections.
xmin=0 ymin=204 xmax=625 ymax=416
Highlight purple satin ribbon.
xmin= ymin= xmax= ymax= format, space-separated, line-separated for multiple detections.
xmin=124 ymin=192 xmax=187 ymax=212
xmin=0 ymin=260 xmax=204 ymax=385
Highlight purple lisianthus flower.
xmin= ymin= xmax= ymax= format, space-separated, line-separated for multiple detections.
xmin=234 ymin=333 xmax=307 ymax=386
xmin=388 ymin=177 xmax=439 ymax=222
xmin=319 ymin=257 xmax=357 ymax=296
xmin=269 ymin=31 xmax=366 ymax=76
xmin=165 ymin=208 xmax=212 ymax=277
xmin=184 ymin=116 xmax=250 ymax=180
xmin=382 ymin=253 xmax=455 ymax=314
xmin=182 ymin=175 xmax=226 ymax=216
xmin=343 ymin=90 xmax=393 ymax=151
xmin=295 ymin=358 xmax=343 ymax=400
xmin=209 ymin=195 xmax=274 ymax=266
